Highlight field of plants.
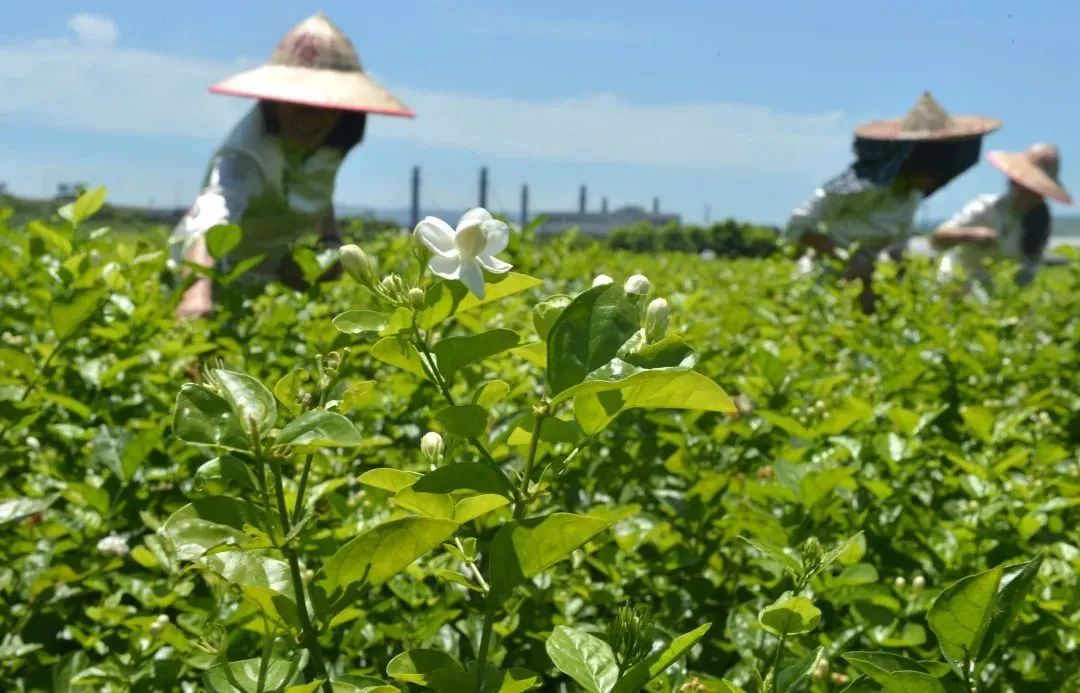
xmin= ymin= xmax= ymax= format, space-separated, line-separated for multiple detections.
xmin=1 ymin=189 xmax=1078 ymax=693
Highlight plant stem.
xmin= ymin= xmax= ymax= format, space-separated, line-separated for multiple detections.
xmin=514 ymin=411 xmax=548 ymax=519
xmin=473 ymin=596 xmax=498 ymax=693
xmin=770 ymin=630 xmax=787 ymax=693
xmin=410 ymin=330 xmax=519 ymax=503
xmin=292 ymin=453 xmax=315 ymax=521
xmin=254 ymin=425 xmax=333 ymax=693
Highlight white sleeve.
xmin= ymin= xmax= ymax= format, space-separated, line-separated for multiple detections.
xmin=940 ymin=195 xmax=996 ymax=229
xmin=784 ymin=189 xmax=832 ymax=243
xmin=170 ymin=153 xmax=263 ymax=264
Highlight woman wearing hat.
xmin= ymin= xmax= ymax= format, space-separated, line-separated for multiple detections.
xmin=173 ymin=13 xmax=412 ymax=318
xmin=933 ymin=143 xmax=1071 ymax=290
xmin=785 ymin=93 xmax=1000 ymax=313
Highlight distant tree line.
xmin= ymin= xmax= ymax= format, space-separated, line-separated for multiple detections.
xmin=608 ymin=219 xmax=781 ymax=257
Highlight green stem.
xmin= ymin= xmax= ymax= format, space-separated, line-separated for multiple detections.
xmin=770 ymin=630 xmax=787 ymax=693
xmin=514 ymin=411 xmax=548 ymax=520
xmin=253 ymin=424 xmax=333 ymax=693
xmin=255 ymin=630 xmax=274 ymax=693
xmin=410 ymin=330 xmax=519 ymax=503
xmin=292 ymin=453 xmax=315 ymax=521
xmin=473 ymin=597 xmax=498 ymax=693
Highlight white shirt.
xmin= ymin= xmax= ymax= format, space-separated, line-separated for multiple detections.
xmin=172 ymin=106 xmax=344 ymax=277
xmin=786 ymin=186 xmax=924 ymax=252
xmin=937 ymin=193 xmax=1039 ymax=286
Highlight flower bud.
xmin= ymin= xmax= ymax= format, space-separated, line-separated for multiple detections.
xmin=408 ymin=287 xmax=426 ymax=308
xmin=150 ymin=614 xmax=169 ymax=635
xmin=912 ymin=575 xmax=926 ymax=592
xmin=644 ymin=298 xmax=670 ymax=343
xmin=831 ymin=673 xmax=849 ymax=685
xmin=420 ymin=431 xmax=445 ymax=463
xmin=592 ymin=274 xmax=614 ymax=287
xmin=340 ymin=245 xmax=375 ymax=285
xmin=380 ymin=273 xmax=406 ymax=301
xmin=894 ymin=576 xmax=907 ymax=590
xmin=813 ymin=658 xmax=830 ymax=680
xmin=624 ymin=274 xmax=650 ymax=295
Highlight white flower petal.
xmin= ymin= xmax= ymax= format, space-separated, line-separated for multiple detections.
xmin=428 ymin=254 xmax=461 ymax=279
xmin=476 ymin=253 xmax=512 ymax=274
xmin=458 ymin=259 xmax=487 ymax=298
xmin=456 ymin=207 xmax=493 ymax=233
xmin=481 ymin=220 xmax=510 ymax=256
xmin=415 ymin=217 xmax=457 ymax=257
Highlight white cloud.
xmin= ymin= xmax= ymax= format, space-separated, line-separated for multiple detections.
xmin=0 ymin=24 xmax=852 ymax=175
xmin=67 ymin=13 xmax=119 ymax=47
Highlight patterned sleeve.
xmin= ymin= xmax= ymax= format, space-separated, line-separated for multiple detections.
xmin=170 ymin=153 xmax=263 ymax=264
xmin=940 ymin=194 xmax=996 ymax=229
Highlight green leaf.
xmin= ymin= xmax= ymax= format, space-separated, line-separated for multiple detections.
xmin=333 ymin=310 xmax=388 ymax=336
xmin=319 ymin=517 xmax=459 ymax=595
xmin=161 ymin=497 xmax=266 ymax=561
xmin=842 ymin=652 xmax=945 ymax=693
xmin=610 ymin=623 xmax=711 ymax=693
xmin=473 ymin=380 xmax=511 ymax=408
xmin=357 ymin=468 xmax=423 ymax=493
xmin=0 ymin=495 xmax=57 ymax=526
xmin=488 ymin=513 xmax=611 ymax=604
xmin=975 ymin=556 xmax=1043 ymax=662
xmin=532 ymin=294 xmax=572 ymax=340
xmin=273 ymin=369 xmax=310 ymax=417
xmin=620 ymin=333 xmax=698 ymax=370
xmin=759 ymin=593 xmax=821 ymax=636
xmin=564 ymin=362 xmax=735 ymax=435
xmin=203 ymin=656 xmax=297 ymax=692
xmin=435 ymin=404 xmax=488 ymax=439
xmin=212 ymin=369 xmax=277 ymax=435
xmin=394 ymin=462 xmax=512 ymax=522
xmin=777 ymin=646 xmax=824 ymax=693
xmin=173 ymin=384 xmax=252 ymax=452
xmin=507 ymin=415 xmax=583 ymax=446
xmin=739 ymin=536 xmax=803 ymax=579
xmin=960 ymin=405 xmax=995 ymax=444
xmin=419 ymin=272 xmax=543 ymax=328
xmin=194 ymin=456 xmax=256 ymax=496
xmin=371 ymin=336 xmax=427 ymax=378
xmin=927 ymin=565 xmax=1003 ymax=666
xmin=275 ymin=411 xmax=363 ymax=449
xmin=68 ymin=186 xmax=107 ymax=224
xmin=547 ymin=284 xmax=640 ymax=395
xmin=432 ymin=329 xmax=521 ymax=378
xmin=0 ymin=347 xmax=35 ymax=381
xmin=545 ymin=626 xmax=619 ymax=693
xmin=386 ymin=649 xmax=463 ymax=686
xmin=50 ymin=289 xmax=105 ymax=340
xmin=205 ymin=224 xmax=242 ymax=259
xmin=199 ymin=550 xmax=293 ymax=598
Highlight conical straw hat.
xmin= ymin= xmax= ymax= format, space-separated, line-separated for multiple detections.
xmin=988 ymin=143 xmax=1072 ymax=205
xmin=855 ymin=92 xmax=999 ymax=141
xmin=210 ymin=13 xmax=414 ymax=117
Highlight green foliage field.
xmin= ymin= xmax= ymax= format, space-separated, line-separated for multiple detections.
xmin=1 ymin=191 xmax=1078 ymax=692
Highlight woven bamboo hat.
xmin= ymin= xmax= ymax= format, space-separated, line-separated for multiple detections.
xmin=989 ymin=143 xmax=1071 ymax=204
xmin=855 ymin=92 xmax=1000 ymax=141
xmin=210 ymin=13 xmax=414 ymax=117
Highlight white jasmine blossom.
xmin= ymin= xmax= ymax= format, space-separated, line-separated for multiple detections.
xmin=96 ymin=534 xmax=129 ymax=557
xmin=592 ymin=274 xmax=614 ymax=287
xmin=624 ymin=274 xmax=650 ymax=295
xmin=414 ymin=208 xmax=511 ymax=299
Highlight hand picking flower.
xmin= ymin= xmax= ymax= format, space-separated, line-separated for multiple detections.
xmin=414 ymin=208 xmax=512 ymax=298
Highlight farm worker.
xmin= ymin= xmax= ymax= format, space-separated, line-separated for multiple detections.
xmin=172 ymin=13 xmax=413 ymax=317
xmin=784 ymin=92 xmax=1000 ymax=313
xmin=933 ymin=143 xmax=1071 ymax=292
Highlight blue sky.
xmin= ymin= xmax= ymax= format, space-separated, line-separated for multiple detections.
xmin=1 ymin=1 xmax=1077 ymax=224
